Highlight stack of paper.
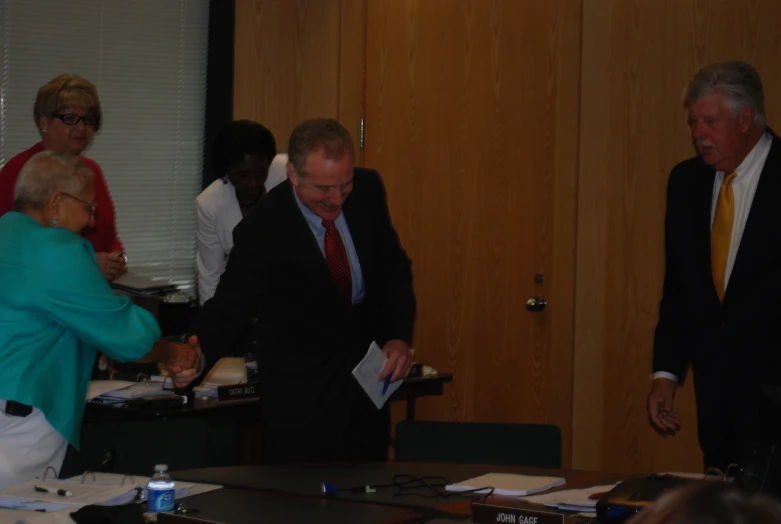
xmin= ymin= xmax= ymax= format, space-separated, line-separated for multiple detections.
xmin=66 ymin=472 xmax=222 ymax=499
xmin=193 ymin=357 xmax=248 ymax=398
xmin=111 ymin=272 xmax=176 ymax=296
xmin=0 ymin=474 xmax=223 ymax=523
xmin=662 ymin=471 xmax=727 ymax=480
xmin=445 ymin=473 xmax=566 ymax=496
xmin=0 ymin=480 xmax=140 ymax=511
xmin=0 ymin=507 xmax=53 ymax=524
xmin=86 ymin=380 xmax=137 ymax=400
xmin=87 ymin=380 xmax=174 ymax=406
xmin=524 ymin=483 xmax=619 ymax=514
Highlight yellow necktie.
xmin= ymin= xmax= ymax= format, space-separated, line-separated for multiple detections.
xmin=711 ymin=172 xmax=738 ymax=301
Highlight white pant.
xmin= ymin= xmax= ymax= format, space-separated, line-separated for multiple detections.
xmin=0 ymin=400 xmax=68 ymax=491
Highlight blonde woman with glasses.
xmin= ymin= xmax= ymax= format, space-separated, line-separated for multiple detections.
xmin=0 ymin=74 xmax=126 ymax=281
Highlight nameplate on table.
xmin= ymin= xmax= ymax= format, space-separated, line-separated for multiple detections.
xmin=472 ymin=501 xmax=565 ymax=524
xmin=217 ymin=384 xmax=260 ymax=401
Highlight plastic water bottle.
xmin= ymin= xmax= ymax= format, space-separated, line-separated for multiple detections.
xmin=147 ymin=464 xmax=175 ymax=514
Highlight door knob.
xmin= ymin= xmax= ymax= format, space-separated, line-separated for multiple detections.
xmin=525 ymin=296 xmax=547 ymax=312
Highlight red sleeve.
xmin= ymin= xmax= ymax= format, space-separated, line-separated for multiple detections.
xmin=81 ymin=157 xmax=123 ymax=253
xmin=0 ymin=148 xmax=37 ymax=216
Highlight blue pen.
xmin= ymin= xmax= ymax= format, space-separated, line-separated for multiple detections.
xmin=381 ymin=374 xmax=392 ymax=396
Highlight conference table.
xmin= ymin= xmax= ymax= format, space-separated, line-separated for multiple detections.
xmin=162 ymin=462 xmax=624 ymax=523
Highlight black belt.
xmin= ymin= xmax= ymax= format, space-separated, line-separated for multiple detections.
xmin=4 ymin=400 xmax=33 ymax=417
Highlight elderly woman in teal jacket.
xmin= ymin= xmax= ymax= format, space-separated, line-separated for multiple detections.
xmin=0 ymin=150 xmax=202 ymax=490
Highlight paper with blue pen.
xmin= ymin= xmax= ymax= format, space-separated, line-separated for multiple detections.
xmin=352 ymin=341 xmax=403 ymax=409
xmin=0 ymin=507 xmax=54 ymax=524
xmin=0 ymin=473 xmax=222 ymax=523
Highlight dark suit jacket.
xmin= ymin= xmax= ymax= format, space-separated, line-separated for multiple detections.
xmin=195 ymin=168 xmax=416 ymax=449
xmin=654 ymin=131 xmax=781 ymax=458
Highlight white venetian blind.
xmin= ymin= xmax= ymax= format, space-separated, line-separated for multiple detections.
xmin=0 ymin=0 xmax=208 ymax=288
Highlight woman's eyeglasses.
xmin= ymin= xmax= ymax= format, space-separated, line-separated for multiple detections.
xmin=52 ymin=113 xmax=99 ymax=127
xmin=60 ymin=192 xmax=97 ymax=215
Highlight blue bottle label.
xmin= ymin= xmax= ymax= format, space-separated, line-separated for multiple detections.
xmin=148 ymin=488 xmax=175 ymax=513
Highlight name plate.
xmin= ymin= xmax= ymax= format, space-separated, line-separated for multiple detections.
xmin=472 ymin=502 xmax=565 ymax=524
xmin=217 ymin=384 xmax=261 ymax=401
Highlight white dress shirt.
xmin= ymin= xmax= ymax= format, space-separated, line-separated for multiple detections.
xmin=655 ymin=132 xmax=773 ymax=384
xmin=196 ymin=154 xmax=288 ymax=305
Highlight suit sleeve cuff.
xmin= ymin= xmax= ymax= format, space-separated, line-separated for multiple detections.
xmin=197 ymin=349 xmax=206 ymax=376
xmin=653 ymin=371 xmax=678 ymax=384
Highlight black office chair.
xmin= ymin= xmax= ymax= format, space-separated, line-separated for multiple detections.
xmin=394 ymin=420 xmax=562 ymax=468
xmin=61 ymin=419 xmax=225 ymax=478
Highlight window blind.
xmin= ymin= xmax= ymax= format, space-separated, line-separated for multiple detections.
xmin=0 ymin=0 xmax=208 ymax=288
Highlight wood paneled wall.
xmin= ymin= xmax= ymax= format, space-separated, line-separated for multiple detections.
xmin=573 ymin=0 xmax=781 ymax=473
xmin=233 ymin=0 xmax=365 ymax=162
xmin=234 ymin=0 xmax=781 ymax=473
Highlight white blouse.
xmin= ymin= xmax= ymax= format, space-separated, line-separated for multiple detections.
xmin=195 ymin=153 xmax=288 ymax=305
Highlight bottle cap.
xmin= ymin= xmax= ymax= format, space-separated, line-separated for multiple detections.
xmin=154 ymin=464 xmax=168 ymax=472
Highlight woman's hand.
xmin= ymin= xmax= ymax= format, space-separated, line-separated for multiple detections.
xmin=96 ymin=251 xmax=127 ymax=281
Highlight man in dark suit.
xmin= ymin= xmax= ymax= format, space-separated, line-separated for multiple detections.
xmin=648 ymin=61 xmax=781 ymax=470
xmin=195 ymin=118 xmax=416 ymax=463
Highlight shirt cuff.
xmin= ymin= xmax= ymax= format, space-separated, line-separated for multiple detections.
xmin=653 ymin=371 xmax=678 ymax=384
xmin=197 ymin=349 xmax=206 ymax=376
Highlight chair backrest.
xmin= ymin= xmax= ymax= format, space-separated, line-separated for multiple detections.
xmin=61 ymin=419 xmax=216 ymax=478
xmin=394 ymin=420 xmax=562 ymax=468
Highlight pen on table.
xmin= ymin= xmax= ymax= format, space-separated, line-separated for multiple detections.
xmin=381 ymin=373 xmax=392 ymax=396
xmin=34 ymin=485 xmax=72 ymax=497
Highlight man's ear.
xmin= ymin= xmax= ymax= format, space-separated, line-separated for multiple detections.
xmin=738 ymin=106 xmax=755 ymax=133
xmin=287 ymin=162 xmax=300 ymax=187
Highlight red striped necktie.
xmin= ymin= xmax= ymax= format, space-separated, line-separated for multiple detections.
xmin=322 ymin=220 xmax=352 ymax=305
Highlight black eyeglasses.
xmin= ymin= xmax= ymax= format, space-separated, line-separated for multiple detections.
xmin=52 ymin=113 xmax=99 ymax=127
xmin=60 ymin=191 xmax=97 ymax=215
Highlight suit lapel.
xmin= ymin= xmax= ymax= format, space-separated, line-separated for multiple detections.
xmin=342 ymin=172 xmax=372 ymax=290
xmin=724 ymin=135 xmax=781 ymax=304
xmin=278 ymin=183 xmax=341 ymax=300
xmin=694 ymin=164 xmax=719 ymax=304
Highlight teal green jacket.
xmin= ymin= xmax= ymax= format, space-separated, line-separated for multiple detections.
xmin=0 ymin=212 xmax=160 ymax=448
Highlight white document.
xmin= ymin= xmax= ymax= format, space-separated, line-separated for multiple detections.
xmin=0 ymin=507 xmax=56 ymax=524
xmin=445 ymin=473 xmax=566 ymax=496
xmin=199 ymin=357 xmax=247 ymax=386
xmin=661 ymin=471 xmax=727 ymax=480
xmin=86 ymin=380 xmax=137 ymax=401
xmin=351 ymin=341 xmax=403 ymax=409
xmin=524 ymin=483 xmax=619 ymax=514
xmin=65 ymin=473 xmax=222 ymax=499
xmin=111 ymin=271 xmax=175 ymax=294
xmin=99 ymin=382 xmax=174 ymax=400
xmin=0 ymin=480 xmax=138 ymax=507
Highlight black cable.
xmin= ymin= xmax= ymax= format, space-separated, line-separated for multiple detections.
xmin=327 ymin=473 xmax=494 ymax=502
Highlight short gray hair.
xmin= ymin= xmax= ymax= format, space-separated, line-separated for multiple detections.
xmin=14 ymin=151 xmax=94 ymax=210
xmin=288 ymin=118 xmax=354 ymax=175
xmin=683 ymin=61 xmax=766 ymax=126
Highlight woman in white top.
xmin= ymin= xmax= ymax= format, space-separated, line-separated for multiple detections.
xmin=195 ymin=120 xmax=286 ymax=305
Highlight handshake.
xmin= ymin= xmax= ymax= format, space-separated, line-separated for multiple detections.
xmin=164 ymin=335 xmax=203 ymax=388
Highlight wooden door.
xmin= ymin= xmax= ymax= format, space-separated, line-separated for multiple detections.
xmin=363 ymin=0 xmax=582 ymax=465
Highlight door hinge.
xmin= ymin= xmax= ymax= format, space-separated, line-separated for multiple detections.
xmin=359 ymin=117 xmax=365 ymax=149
